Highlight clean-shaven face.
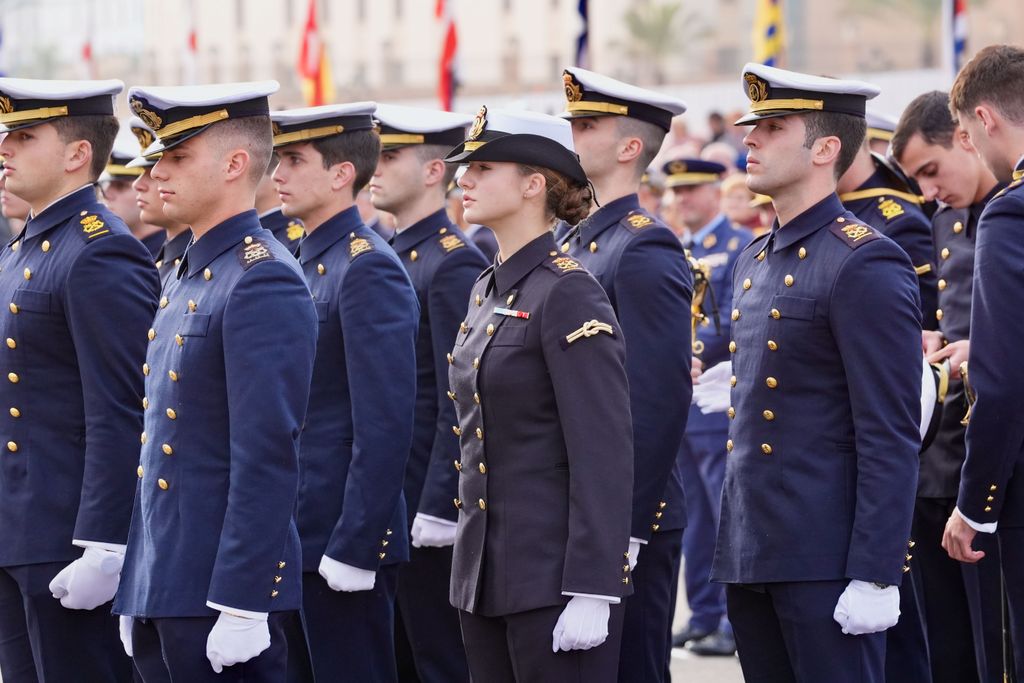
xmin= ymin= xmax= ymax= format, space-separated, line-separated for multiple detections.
xmin=271 ymin=141 xmax=336 ymax=222
xmin=742 ymin=116 xmax=813 ymax=197
xmin=370 ymin=146 xmax=425 ymax=215
xmin=897 ymin=131 xmax=985 ymax=208
xmin=457 ymin=161 xmax=528 ymax=226
xmin=0 ymin=123 xmax=70 ymax=206
xmin=569 ymin=116 xmax=622 ymax=181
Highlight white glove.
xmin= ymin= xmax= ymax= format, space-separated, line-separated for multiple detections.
xmin=119 ymin=615 xmax=134 ymax=657
xmin=627 ymin=538 xmax=642 ymax=572
xmin=552 ymin=596 xmax=612 ymax=652
xmin=411 ymin=513 xmax=458 ymax=548
xmin=206 ymin=611 xmax=271 ymax=673
xmin=692 ymin=361 xmax=732 ymax=414
xmin=318 ymin=555 xmax=376 ymax=592
xmin=48 ymin=546 xmax=124 ymax=610
xmin=833 ymin=579 xmax=901 ymax=635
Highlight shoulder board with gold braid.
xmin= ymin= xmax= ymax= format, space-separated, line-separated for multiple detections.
xmin=238 ymin=236 xmax=276 ymax=270
xmin=350 ymin=233 xmax=375 ymax=260
xmin=829 ymin=221 xmax=881 ymax=250
xmin=993 ymin=178 xmax=1024 ymax=201
xmin=437 ymin=232 xmax=466 ymax=254
xmin=620 ymin=210 xmax=656 ymax=233
xmin=542 ymin=255 xmax=585 ymax=276
xmin=79 ymin=211 xmax=113 ymax=241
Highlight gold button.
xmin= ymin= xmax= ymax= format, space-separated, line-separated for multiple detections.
xmin=22 ymin=268 xmax=30 ymax=280
xmin=278 ymin=561 xmax=286 ymax=569
xmin=478 ymin=498 xmax=487 ymax=510
xmin=6 ymin=441 xmax=16 ymax=452
xmin=798 ymin=247 xmax=807 ymax=259
xmin=141 ymin=432 xmax=147 ymax=444
xmin=727 ymin=407 xmax=735 ymax=419
xmin=137 ymin=465 xmax=143 ymax=478
xmin=742 ymin=278 xmax=752 ymax=290
xmin=9 ymin=407 xmax=19 ymax=418
xmin=561 ymin=242 xmax=570 ymax=253
xmin=168 ymin=370 xmax=178 ymax=381
xmin=410 ymin=250 xmax=418 ymax=262
xmin=473 ymin=392 xmax=480 ymax=404
xmin=623 ymin=577 xmax=630 ymax=584
xmin=142 ymin=397 xmax=149 ymax=409
xmin=188 ymin=300 xmax=197 ymax=312
xmin=475 ymin=427 xmax=483 ymax=440
xmin=651 ymin=523 xmax=660 ymax=532
xmin=984 ymin=506 xmax=992 ymax=512
xmin=8 ymin=303 xmax=17 ymax=314
xmin=317 ymin=263 xmax=326 ymax=275
xmin=454 ymin=498 xmax=463 ymax=509
xmin=784 ymin=274 xmax=794 ymax=287
xmin=906 ymin=554 xmax=913 ymax=562
xmin=729 ymin=341 xmax=737 ymax=353
xmin=589 ymin=241 xmax=598 ymax=253
xmin=730 ymin=375 xmax=737 ymax=387
xmin=506 ymin=294 xmax=515 ymax=306
xmin=378 ymin=552 xmax=386 ymax=559
xmin=659 ymin=501 xmax=667 ymax=509
xmin=756 ymin=250 xmax=766 ymax=261
xmin=439 ymin=228 xmax=448 ymax=234
xmin=452 ymin=426 xmax=462 ymax=437
xmin=5 ymin=338 xmax=14 ymax=349
xmin=459 ymin=322 xmax=468 ymax=333
xmin=766 ymin=377 xmax=778 ymax=389
xmin=486 ymin=324 xmax=495 ymax=336
xmin=9 ymin=242 xmax=16 ymax=251
xmin=148 ymin=329 xmax=156 ymax=341
xmin=447 ymin=390 xmax=456 ymax=401
xmin=166 ymin=408 xmax=177 ymax=420
xmin=478 ymin=462 xmax=487 ymax=474
xmin=991 ymin=485 xmax=998 ymax=491
xmin=763 ymin=410 xmax=775 ymax=421
xmin=953 ymin=221 xmax=963 ymax=234
xmin=938 ymin=279 xmax=947 ymax=291
xmin=941 ymin=247 xmax=950 ymax=260
xmin=243 ymin=236 xmax=253 ymax=245
xmin=162 ymin=444 xmax=173 ymax=455
xmin=270 ymin=589 xmax=279 ymax=597
xmin=726 ymin=439 xmax=734 ymax=452
xmin=204 ymin=268 xmax=212 ymax=281
xmin=836 ymin=217 xmax=846 ymax=223
xmin=175 ymin=334 xmax=184 ymax=347
xmin=160 ymin=296 xmax=169 ymax=309
xmin=447 ymin=353 xmax=454 ymax=365
xmin=143 ymin=363 xmax=150 ymax=376
xmin=160 ymin=478 xmax=172 ymax=490
xmin=936 ymin=309 xmax=944 ymax=321
xmin=472 ymin=357 xmax=480 ymax=369
xmin=454 ymin=460 xmax=462 ymax=471
xmin=7 ymin=372 xmax=17 ymax=384
xmin=274 ymin=575 xmax=282 ymax=583
xmin=767 ymin=340 xmax=778 ymax=351
xmin=41 ymin=240 xmax=50 ymax=252
xmin=761 ymin=443 xmax=773 ymax=454
xmin=770 ymin=308 xmax=781 ymax=320
xmin=731 ymin=309 xmax=741 ymax=321
xmin=902 ymin=565 xmax=911 ymax=573
xmin=987 ymin=496 xmax=994 ymax=502
xmin=908 ymin=540 xmax=916 ymax=549
xmin=475 ymin=295 xmax=482 ymax=306
xmin=550 ymin=251 xmax=557 ymax=257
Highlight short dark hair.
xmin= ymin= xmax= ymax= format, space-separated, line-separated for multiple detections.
xmin=616 ymin=117 xmax=665 ymax=180
xmin=210 ymin=115 xmax=273 ymax=185
xmin=50 ymin=115 xmax=119 ymax=180
xmin=891 ymin=91 xmax=957 ymax=162
xmin=312 ymin=129 xmax=381 ymax=198
xmin=801 ymin=111 xmax=866 ymax=179
xmin=950 ymin=44 xmax=1024 ymax=124
xmin=412 ymin=143 xmax=459 ymax=192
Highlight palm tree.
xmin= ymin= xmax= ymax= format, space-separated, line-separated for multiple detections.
xmin=617 ymin=0 xmax=709 ymax=85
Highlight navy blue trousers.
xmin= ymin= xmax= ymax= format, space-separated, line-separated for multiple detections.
xmin=285 ymin=564 xmax=399 ymax=683
xmin=678 ymin=430 xmax=729 ymax=634
xmin=460 ymin=601 xmax=625 ymax=683
xmin=395 ymin=545 xmax=469 ymax=683
xmin=0 ymin=561 xmax=131 ymax=683
xmin=884 ymin=565 xmax=932 ymax=683
xmin=618 ymin=527 xmax=684 ymax=683
xmin=132 ymin=611 xmax=290 ymax=683
xmin=999 ymin=527 xmax=1024 ymax=681
xmin=727 ymin=580 xmax=885 ymax=683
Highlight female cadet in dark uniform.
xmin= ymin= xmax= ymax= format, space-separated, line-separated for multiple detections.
xmin=442 ymin=107 xmax=635 ymax=682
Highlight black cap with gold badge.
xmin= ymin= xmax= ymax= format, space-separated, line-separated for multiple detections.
xmin=560 ymin=67 xmax=686 ymax=132
xmin=735 ymin=63 xmax=881 ymax=125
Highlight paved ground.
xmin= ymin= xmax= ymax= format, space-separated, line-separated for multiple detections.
xmin=667 ymin=562 xmax=744 ymax=682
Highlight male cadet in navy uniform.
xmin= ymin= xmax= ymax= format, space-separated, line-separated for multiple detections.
xmin=557 ymin=67 xmax=693 ymax=683
xmin=866 ymin=110 xmax=898 ymax=156
xmin=127 ymin=116 xmax=194 ymax=285
xmin=271 ymin=103 xmax=419 ymax=682
xmin=838 ymin=134 xmax=938 ymax=328
xmin=943 ymin=44 xmax=1024 ymax=680
xmin=713 ymin=64 xmax=922 ymax=683
xmin=0 ymin=78 xmax=158 ymax=682
xmin=100 ymin=128 xmax=166 ymax=258
xmin=370 ymin=103 xmax=483 ymax=683
xmin=892 ymin=90 xmax=1005 ymax=683
xmin=256 ymin=155 xmax=303 ymax=254
xmin=112 ymin=81 xmax=318 ymax=682
xmin=662 ymin=157 xmax=751 ymax=657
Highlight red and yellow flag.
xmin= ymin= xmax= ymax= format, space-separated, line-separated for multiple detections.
xmin=298 ymin=0 xmax=335 ymax=106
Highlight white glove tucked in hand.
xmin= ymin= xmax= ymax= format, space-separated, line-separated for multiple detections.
xmin=318 ymin=555 xmax=376 ymax=592
xmin=833 ymin=579 xmax=900 ymax=635
xmin=411 ymin=513 xmax=458 ymax=548
xmin=119 ymin=615 xmax=134 ymax=657
xmin=692 ymin=361 xmax=732 ymax=414
xmin=627 ymin=538 xmax=642 ymax=572
xmin=206 ymin=611 xmax=271 ymax=673
xmin=48 ymin=546 xmax=124 ymax=610
xmin=552 ymin=596 xmax=612 ymax=652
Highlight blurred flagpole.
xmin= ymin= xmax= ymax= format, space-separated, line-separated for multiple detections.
xmin=183 ymin=0 xmax=199 ymax=85
xmin=752 ymin=0 xmax=785 ymax=67
xmin=298 ymin=0 xmax=335 ymax=106
xmin=81 ymin=0 xmax=95 ymax=78
xmin=574 ymin=0 xmax=589 ymax=69
xmin=942 ymin=0 xmax=968 ymax=81
xmin=436 ymin=0 xmax=458 ymax=111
